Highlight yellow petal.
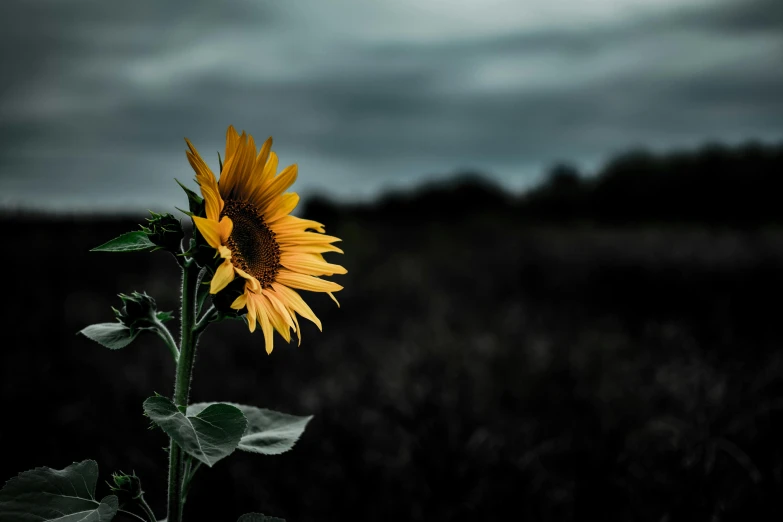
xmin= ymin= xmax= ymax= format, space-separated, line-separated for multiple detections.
xmin=193 ymin=215 xmax=223 ymax=250
xmin=276 ymin=232 xmax=342 ymax=246
xmin=245 ymin=289 xmax=258 ymax=332
xmin=272 ymin=282 xmax=322 ymax=331
xmin=218 ymin=215 xmax=233 ymax=243
xmin=231 ymin=293 xmax=247 ymax=310
xmin=218 ymin=130 xmax=247 ymax=200
xmin=210 ymin=258 xmax=235 ymax=294
xmin=327 ymin=292 xmax=340 ymax=308
xmin=255 ymin=296 xmax=274 ymax=354
xmin=235 ymin=267 xmax=261 ymax=293
xmin=263 ymin=192 xmax=300 ymax=223
xmin=185 ymin=143 xmax=223 ymax=221
xmin=280 ymin=254 xmax=347 ymax=276
xmin=255 ymin=164 xmax=297 ymax=210
xmin=291 ymin=312 xmax=302 ymax=346
xmin=282 ymin=243 xmax=344 ymax=255
xmin=248 ymin=152 xmax=279 ymax=203
xmin=264 ymin=288 xmax=296 ymax=331
xmin=276 ymin=270 xmax=343 ymax=294
xmin=224 ymin=125 xmax=241 ymax=166
xmin=271 ymin=214 xmax=326 ymax=233
xmin=231 ymin=134 xmax=257 ymax=198
xmin=262 ymin=292 xmax=292 ymax=343
xmin=250 ymin=136 xmax=273 ymax=186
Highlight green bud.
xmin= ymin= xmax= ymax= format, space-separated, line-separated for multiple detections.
xmin=113 ymin=291 xmax=168 ymax=334
xmin=141 ymin=211 xmax=184 ymax=253
xmin=109 ymin=470 xmax=144 ymax=505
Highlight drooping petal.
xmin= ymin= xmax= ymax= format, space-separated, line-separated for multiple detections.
xmin=290 ymin=311 xmax=302 ymax=346
xmin=231 ymin=293 xmax=247 ymax=310
xmin=262 ymin=292 xmax=292 ymax=343
xmin=235 ymin=267 xmax=261 ymax=293
xmin=264 ymin=288 xmax=296 ymax=331
xmin=272 ymin=282 xmax=323 ymax=331
xmin=210 ymin=258 xmax=236 ymax=294
xmin=245 ymin=289 xmax=258 ymax=332
xmin=255 ymin=295 xmax=275 ymax=354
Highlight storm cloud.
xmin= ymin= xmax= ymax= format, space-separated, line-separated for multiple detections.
xmin=1 ymin=0 xmax=781 ymax=211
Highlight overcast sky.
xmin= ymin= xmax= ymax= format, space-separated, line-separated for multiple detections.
xmin=1 ymin=0 xmax=781 ymax=211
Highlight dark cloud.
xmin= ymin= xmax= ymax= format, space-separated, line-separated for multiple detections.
xmin=0 ymin=0 xmax=781 ymax=210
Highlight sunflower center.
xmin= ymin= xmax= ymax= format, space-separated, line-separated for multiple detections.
xmin=221 ymin=200 xmax=281 ymax=288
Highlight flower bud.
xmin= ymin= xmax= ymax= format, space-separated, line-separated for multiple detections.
xmin=141 ymin=211 xmax=184 ymax=253
xmin=113 ymin=291 xmax=162 ymax=334
xmin=109 ymin=471 xmax=144 ymax=505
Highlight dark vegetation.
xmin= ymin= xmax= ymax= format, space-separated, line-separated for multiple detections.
xmin=2 ymin=141 xmax=783 ymax=521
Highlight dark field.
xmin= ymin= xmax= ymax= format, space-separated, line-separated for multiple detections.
xmin=3 ymin=209 xmax=783 ymax=522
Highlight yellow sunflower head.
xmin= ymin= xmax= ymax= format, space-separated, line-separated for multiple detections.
xmin=185 ymin=125 xmax=346 ymax=354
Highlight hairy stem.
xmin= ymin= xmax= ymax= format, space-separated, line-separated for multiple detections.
xmin=166 ymin=259 xmax=199 ymax=522
xmin=152 ymin=317 xmax=179 ymax=363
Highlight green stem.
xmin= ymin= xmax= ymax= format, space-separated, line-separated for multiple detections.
xmin=181 ymin=459 xmax=202 ymax=502
xmin=152 ymin=317 xmax=179 ymax=363
xmin=138 ymin=496 xmax=157 ymax=522
xmin=166 ymin=259 xmax=199 ymax=522
xmin=194 ymin=305 xmax=217 ymax=334
xmin=117 ymin=509 xmax=148 ymax=522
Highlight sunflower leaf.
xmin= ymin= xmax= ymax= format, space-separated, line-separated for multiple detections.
xmin=0 ymin=460 xmax=119 ymax=522
xmin=237 ymin=514 xmax=286 ymax=522
xmin=91 ymin=231 xmax=156 ymax=253
xmin=144 ymin=396 xmax=247 ymax=467
xmin=188 ymin=403 xmax=312 ymax=455
xmin=79 ymin=322 xmax=140 ymax=350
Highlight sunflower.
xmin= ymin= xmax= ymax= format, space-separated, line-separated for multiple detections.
xmin=185 ymin=126 xmax=346 ymax=353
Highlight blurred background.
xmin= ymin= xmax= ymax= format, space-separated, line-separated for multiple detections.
xmin=2 ymin=0 xmax=783 ymax=521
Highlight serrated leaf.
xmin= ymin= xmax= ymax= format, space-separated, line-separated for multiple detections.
xmin=156 ymin=311 xmax=174 ymax=323
xmin=0 ymin=460 xmax=119 ymax=522
xmin=91 ymin=231 xmax=156 ymax=253
xmin=237 ymin=514 xmax=285 ymax=522
xmin=188 ymin=403 xmax=312 ymax=456
xmin=79 ymin=323 xmax=140 ymax=350
xmin=144 ymin=397 xmax=246 ymax=467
